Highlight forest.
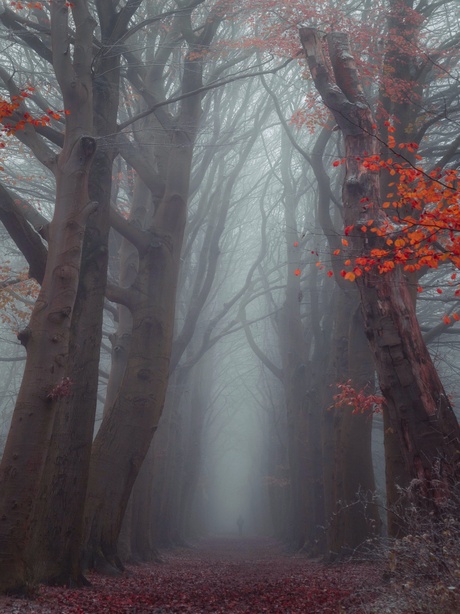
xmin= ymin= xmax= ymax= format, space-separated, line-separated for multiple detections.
xmin=0 ymin=0 xmax=459 ymax=612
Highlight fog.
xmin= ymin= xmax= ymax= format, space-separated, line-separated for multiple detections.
xmin=0 ymin=2 xmax=460 ymax=597
xmin=200 ymin=341 xmax=271 ymax=536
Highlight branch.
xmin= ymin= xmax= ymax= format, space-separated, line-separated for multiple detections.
xmin=115 ymin=0 xmax=207 ymax=45
xmin=118 ymin=58 xmax=294 ymax=131
xmin=299 ymin=28 xmax=366 ymax=136
xmin=105 ymin=281 xmax=134 ymax=309
xmin=0 ymin=355 xmax=26 ymax=362
xmin=423 ymin=303 xmax=460 ymax=344
xmin=239 ymin=298 xmax=283 ymax=381
xmin=109 ymin=206 xmax=149 ymax=253
xmin=0 ymin=183 xmax=47 ymax=283
xmin=0 ymin=68 xmax=57 ymax=169
xmin=117 ymin=133 xmax=165 ymax=198
xmin=0 ymin=5 xmax=52 ymax=64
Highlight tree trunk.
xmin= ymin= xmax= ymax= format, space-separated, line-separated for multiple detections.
xmin=27 ymin=1 xmax=134 ymax=586
xmin=82 ymin=18 xmax=219 ymax=564
xmin=129 ymin=441 xmax=158 ymax=561
xmin=300 ymin=28 xmax=460 ymax=508
xmin=84 ymin=201 xmax=186 ymax=567
xmin=0 ymin=137 xmax=96 ymax=592
xmin=0 ymin=2 xmax=97 ymax=592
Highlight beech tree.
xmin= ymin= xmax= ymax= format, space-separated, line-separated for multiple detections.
xmin=0 ymin=0 xmax=97 ymax=593
xmin=300 ymin=27 xmax=460 ymax=507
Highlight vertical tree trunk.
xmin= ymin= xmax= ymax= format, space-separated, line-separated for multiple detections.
xmin=27 ymin=1 xmax=139 ymax=586
xmin=300 ymin=28 xmax=460 ymax=508
xmin=0 ymin=136 xmax=95 ymax=594
xmin=83 ymin=13 xmax=222 ymax=565
xmin=278 ymin=223 xmax=312 ymax=548
xmin=377 ymin=0 xmax=425 ymax=534
xmin=0 ymin=1 xmax=96 ymax=593
xmin=321 ymin=289 xmax=380 ymax=557
xmin=129 ymin=441 xmax=157 ymax=561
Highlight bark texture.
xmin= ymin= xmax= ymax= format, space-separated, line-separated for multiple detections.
xmin=0 ymin=101 xmax=95 ymax=600
xmin=83 ymin=13 xmax=219 ymax=564
xmin=300 ymin=27 xmax=460 ymax=508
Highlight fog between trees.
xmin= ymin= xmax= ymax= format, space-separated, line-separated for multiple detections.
xmin=0 ymin=0 xmax=459 ymax=596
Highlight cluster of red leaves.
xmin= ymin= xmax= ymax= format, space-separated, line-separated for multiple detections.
xmin=0 ymin=87 xmax=68 ymax=147
xmin=10 ymin=2 xmax=43 ymax=9
xmin=328 ymin=149 xmax=460 ymax=290
xmin=47 ymin=377 xmax=73 ymax=401
xmin=331 ymin=380 xmax=384 ymax=414
xmin=0 ymin=538 xmax=381 ymax=613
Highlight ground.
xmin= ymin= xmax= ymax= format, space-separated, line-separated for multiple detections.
xmin=0 ymin=537 xmax=383 ymax=613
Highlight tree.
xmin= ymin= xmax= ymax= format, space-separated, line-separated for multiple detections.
xmin=0 ymin=0 xmax=96 ymax=593
xmin=300 ymin=27 xmax=460 ymax=508
xmin=28 ymin=0 xmax=142 ymax=586
xmin=82 ymin=1 xmax=258 ymax=569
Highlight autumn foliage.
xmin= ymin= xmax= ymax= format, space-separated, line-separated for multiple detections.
xmin=325 ymin=143 xmax=460 ymax=291
xmin=331 ymin=380 xmax=384 ymax=415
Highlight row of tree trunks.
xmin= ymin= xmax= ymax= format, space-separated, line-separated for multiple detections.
xmin=28 ymin=0 xmax=131 ymax=586
xmin=300 ymin=28 xmax=460 ymax=510
xmin=82 ymin=12 xmax=220 ymax=565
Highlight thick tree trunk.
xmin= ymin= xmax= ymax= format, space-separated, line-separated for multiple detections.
xmin=300 ymin=28 xmax=460 ymax=508
xmin=322 ymin=289 xmax=380 ymax=558
xmin=82 ymin=19 xmax=217 ymax=564
xmin=27 ymin=2 xmax=130 ymax=585
xmin=279 ymin=252 xmax=312 ymax=550
xmin=129 ymin=441 xmax=158 ymax=561
xmin=178 ymin=369 xmax=207 ymax=542
xmin=377 ymin=0 xmax=426 ymax=533
xmin=332 ymin=309 xmax=380 ymax=555
xmin=152 ymin=388 xmax=185 ymax=548
xmin=84 ymin=200 xmax=186 ymax=567
xmin=0 ymin=132 xmax=96 ymax=592
xmin=0 ymin=4 xmax=96 ymax=591
xmin=276 ymin=136 xmax=317 ymax=550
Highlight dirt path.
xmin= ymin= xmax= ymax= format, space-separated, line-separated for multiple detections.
xmin=0 ymin=537 xmax=380 ymax=613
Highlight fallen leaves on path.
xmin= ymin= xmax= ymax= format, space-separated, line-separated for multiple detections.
xmin=0 ymin=537 xmax=381 ymax=613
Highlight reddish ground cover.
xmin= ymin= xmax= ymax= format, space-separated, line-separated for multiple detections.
xmin=0 ymin=537 xmax=381 ymax=613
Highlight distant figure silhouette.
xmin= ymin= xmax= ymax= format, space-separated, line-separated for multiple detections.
xmin=237 ymin=515 xmax=244 ymax=537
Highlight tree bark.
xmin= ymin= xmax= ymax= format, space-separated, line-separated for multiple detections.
xmin=0 ymin=0 xmax=98 ymax=592
xmin=0 ymin=135 xmax=96 ymax=594
xmin=82 ymin=9 xmax=223 ymax=566
xmin=300 ymin=28 xmax=460 ymax=509
xmin=25 ymin=0 xmax=134 ymax=587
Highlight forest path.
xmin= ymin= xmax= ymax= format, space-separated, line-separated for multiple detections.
xmin=0 ymin=537 xmax=380 ymax=613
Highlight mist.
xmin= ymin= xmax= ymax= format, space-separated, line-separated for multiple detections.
xmin=0 ymin=1 xmax=459 ymax=611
